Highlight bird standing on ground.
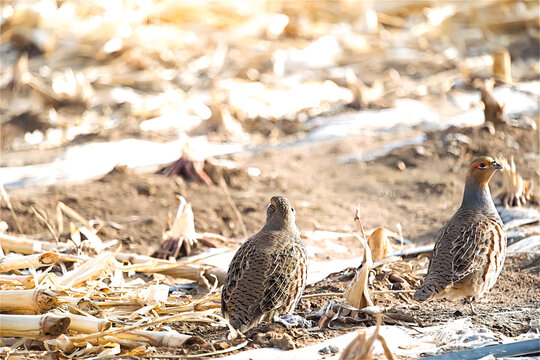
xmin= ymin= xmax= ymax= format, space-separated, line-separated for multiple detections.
xmin=221 ymin=196 xmax=308 ymax=332
xmin=414 ymin=157 xmax=506 ymax=315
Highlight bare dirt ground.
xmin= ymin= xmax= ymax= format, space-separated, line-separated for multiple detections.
xmin=2 ymin=117 xmax=539 ymax=357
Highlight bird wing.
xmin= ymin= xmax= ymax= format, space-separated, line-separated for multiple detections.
xmin=258 ymin=238 xmax=307 ymax=314
xmin=451 ymin=216 xmax=493 ymax=283
xmin=422 ymin=224 xmax=453 ymax=288
xmin=221 ymin=239 xmax=256 ymax=317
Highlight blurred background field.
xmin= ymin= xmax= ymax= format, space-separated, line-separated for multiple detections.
xmin=1 ymin=0 xmax=538 ymax=159
xmin=0 ymin=0 xmax=539 ymax=358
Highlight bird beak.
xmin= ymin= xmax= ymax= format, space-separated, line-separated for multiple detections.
xmin=492 ymin=161 xmax=502 ymax=170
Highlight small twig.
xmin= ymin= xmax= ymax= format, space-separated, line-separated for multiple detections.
xmin=0 ymin=184 xmax=23 ymax=233
xmin=302 ymin=292 xmax=344 ymax=299
xmin=372 ymin=290 xmax=416 ymax=294
xmin=69 ymin=310 xmax=217 ymax=343
xmin=57 ymin=202 xmax=92 ymax=230
xmin=197 ymin=232 xmax=227 ymax=242
xmin=218 ymin=172 xmax=248 ymax=239
xmin=1 ymin=352 xmax=57 ymax=358
xmin=31 ymin=206 xmax=59 ymax=245
xmin=354 ymin=205 xmax=367 ymax=240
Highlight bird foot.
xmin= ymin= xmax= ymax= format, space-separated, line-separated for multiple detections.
xmin=274 ymin=314 xmax=313 ymax=329
xmin=467 ymin=297 xmax=478 ymax=316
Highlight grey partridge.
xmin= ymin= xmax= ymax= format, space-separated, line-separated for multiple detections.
xmin=221 ymin=196 xmax=308 ymax=332
xmin=414 ymin=156 xmax=506 ymax=315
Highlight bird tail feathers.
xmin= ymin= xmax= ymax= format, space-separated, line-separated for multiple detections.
xmin=413 ymin=286 xmax=433 ymax=301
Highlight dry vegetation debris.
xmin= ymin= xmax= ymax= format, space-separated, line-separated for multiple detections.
xmin=1 ymin=0 xmax=539 ymax=358
xmin=0 ymin=202 xmax=235 ymax=358
xmin=1 ymin=0 xmax=538 ymax=158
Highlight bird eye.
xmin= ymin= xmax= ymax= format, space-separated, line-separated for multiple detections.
xmin=477 ymin=163 xmax=486 ymax=169
xmin=291 ymin=208 xmax=295 ymax=213
xmin=268 ymin=204 xmax=275 ymax=212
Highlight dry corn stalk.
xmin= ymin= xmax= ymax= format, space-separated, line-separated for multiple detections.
xmin=0 ymin=252 xmax=59 ymax=272
xmin=0 ymin=233 xmax=224 ymax=285
xmin=481 ymin=80 xmax=504 ymax=124
xmin=57 ymin=201 xmax=109 ymax=253
xmin=346 ymin=68 xmax=384 ymax=109
xmin=207 ymin=102 xmax=246 ymax=140
xmin=57 ymin=251 xmax=116 ymax=288
xmin=45 ymin=330 xmax=196 ymax=352
xmin=115 ymin=252 xmax=227 ymax=286
xmin=116 ymin=329 xmax=190 ymax=347
xmin=68 ymin=309 xmax=219 ymax=345
xmin=344 ymin=206 xmax=374 ymax=309
xmin=12 ymin=53 xmax=94 ymax=106
xmin=0 ymin=288 xmax=64 ymax=314
xmin=497 ymin=157 xmax=534 ymax=207
xmin=492 ymin=48 xmax=512 ymax=84
xmin=340 ymin=315 xmax=395 ymax=360
xmin=162 ymin=264 xmax=226 ymax=288
xmin=61 ymin=313 xmax=111 ymax=334
xmin=0 ymin=314 xmax=70 ymax=339
xmin=0 ymin=233 xmax=75 ymax=254
xmin=152 ymin=196 xmax=199 ymax=259
xmin=0 ymin=184 xmax=23 ymax=233
xmin=367 ymin=227 xmax=393 ymax=262
xmin=159 ymin=142 xmax=213 ymax=185
xmin=0 ymin=273 xmax=48 ymax=288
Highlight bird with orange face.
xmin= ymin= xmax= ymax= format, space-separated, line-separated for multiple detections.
xmin=414 ymin=157 xmax=506 ymax=315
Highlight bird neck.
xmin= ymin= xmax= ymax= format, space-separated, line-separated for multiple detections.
xmin=460 ymin=176 xmax=496 ymax=212
xmin=262 ymin=219 xmax=298 ymax=234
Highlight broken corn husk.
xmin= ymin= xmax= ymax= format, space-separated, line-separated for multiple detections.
xmin=497 ymin=157 xmax=535 ymax=207
xmin=0 ymin=233 xmax=75 ymax=254
xmin=0 ymin=273 xmax=48 ymax=288
xmin=481 ymin=80 xmax=505 ymax=124
xmin=61 ymin=313 xmax=111 ymax=334
xmin=340 ymin=315 xmax=396 ymax=360
xmin=0 ymin=252 xmax=59 ymax=272
xmin=0 ymin=288 xmax=64 ymax=314
xmin=152 ymin=195 xmax=198 ymax=258
xmin=367 ymin=227 xmax=393 ymax=262
xmin=116 ymin=252 xmax=227 ymax=286
xmin=0 ymin=314 xmax=70 ymax=339
xmin=492 ymin=48 xmax=512 ymax=84
xmin=56 ymin=251 xmax=116 ymax=288
xmin=115 ymin=329 xmax=191 ymax=347
xmin=344 ymin=206 xmax=374 ymax=310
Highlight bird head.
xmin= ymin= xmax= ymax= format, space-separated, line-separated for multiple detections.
xmin=466 ymin=156 xmax=502 ymax=187
xmin=265 ymin=196 xmax=296 ymax=229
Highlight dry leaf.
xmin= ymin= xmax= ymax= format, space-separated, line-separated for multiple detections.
xmin=367 ymin=227 xmax=393 ymax=262
xmin=497 ymin=157 xmax=535 ymax=207
xmin=344 ymin=207 xmax=374 ymax=310
xmin=340 ymin=315 xmax=395 ymax=360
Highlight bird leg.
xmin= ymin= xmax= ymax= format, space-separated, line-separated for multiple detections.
xmin=467 ymin=297 xmax=478 ymax=316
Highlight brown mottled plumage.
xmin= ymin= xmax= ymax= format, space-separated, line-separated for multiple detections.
xmin=221 ymin=196 xmax=307 ymax=332
xmin=414 ymin=157 xmax=506 ymax=314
